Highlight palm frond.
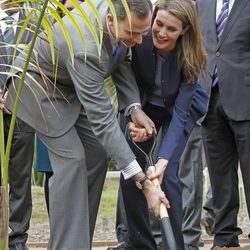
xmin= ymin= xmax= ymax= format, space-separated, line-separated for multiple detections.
xmin=69 ymin=0 xmax=102 ymax=59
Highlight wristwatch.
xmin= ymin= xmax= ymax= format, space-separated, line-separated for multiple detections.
xmin=135 ymin=175 xmax=149 ymax=189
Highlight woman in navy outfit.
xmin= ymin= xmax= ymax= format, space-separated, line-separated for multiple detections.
xmin=120 ymin=0 xmax=208 ymax=249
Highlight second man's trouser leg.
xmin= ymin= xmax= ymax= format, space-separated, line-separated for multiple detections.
xmin=6 ymin=116 xmax=35 ymax=246
xmin=161 ymin=160 xmax=185 ymax=250
xmin=115 ymin=187 xmax=131 ymax=244
xmin=178 ymin=125 xmax=203 ymax=250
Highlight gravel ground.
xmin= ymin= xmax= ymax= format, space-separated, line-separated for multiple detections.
xmin=28 ymin=215 xmax=250 ymax=243
xmin=28 ymin=187 xmax=250 ymax=243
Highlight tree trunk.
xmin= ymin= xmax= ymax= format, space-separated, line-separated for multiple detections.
xmin=0 ymin=186 xmax=8 ymax=250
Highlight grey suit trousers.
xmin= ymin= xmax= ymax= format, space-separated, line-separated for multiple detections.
xmin=38 ymin=108 xmax=108 ymax=250
xmin=179 ymin=125 xmax=203 ymax=250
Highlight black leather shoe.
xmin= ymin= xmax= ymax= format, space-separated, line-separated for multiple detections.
xmin=211 ymin=238 xmax=240 ymax=249
xmin=211 ymin=246 xmax=240 ymax=250
xmin=107 ymin=241 xmax=133 ymax=250
xmin=9 ymin=243 xmax=30 ymax=250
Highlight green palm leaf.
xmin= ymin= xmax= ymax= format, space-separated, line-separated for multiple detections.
xmin=47 ymin=6 xmax=75 ymax=64
xmin=69 ymin=0 xmax=102 ymax=58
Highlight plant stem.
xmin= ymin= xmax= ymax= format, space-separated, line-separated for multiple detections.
xmin=0 ymin=110 xmax=5 ymax=185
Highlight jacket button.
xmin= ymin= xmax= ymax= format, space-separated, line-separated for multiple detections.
xmin=216 ymin=51 xmax=220 ymax=57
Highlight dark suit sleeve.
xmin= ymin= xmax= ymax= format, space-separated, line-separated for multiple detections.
xmin=158 ymin=82 xmax=208 ymax=161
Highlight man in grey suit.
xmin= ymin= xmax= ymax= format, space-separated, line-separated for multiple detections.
xmin=196 ymin=0 xmax=250 ymax=248
xmin=5 ymin=0 xmax=169 ymax=249
xmin=0 ymin=1 xmax=35 ymax=250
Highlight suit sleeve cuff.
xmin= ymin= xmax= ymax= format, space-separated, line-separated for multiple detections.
xmin=121 ymin=159 xmax=142 ymax=180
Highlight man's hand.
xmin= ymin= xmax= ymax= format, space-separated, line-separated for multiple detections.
xmin=130 ymin=107 xmax=155 ymax=136
xmin=132 ymin=172 xmax=169 ymax=218
xmin=142 ymin=178 xmax=170 ymax=218
xmin=0 ymin=91 xmax=12 ymax=115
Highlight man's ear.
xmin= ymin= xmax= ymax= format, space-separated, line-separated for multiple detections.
xmin=107 ymin=13 xmax=119 ymax=39
xmin=106 ymin=13 xmax=114 ymax=28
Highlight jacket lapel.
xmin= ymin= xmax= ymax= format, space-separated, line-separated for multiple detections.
xmin=209 ymin=0 xmax=218 ymax=45
xmin=218 ymin=0 xmax=249 ymax=48
xmin=201 ymin=0 xmax=217 ymax=75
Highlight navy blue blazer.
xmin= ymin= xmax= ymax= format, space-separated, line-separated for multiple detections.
xmin=131 ymin=34 xmax=209 ymax=162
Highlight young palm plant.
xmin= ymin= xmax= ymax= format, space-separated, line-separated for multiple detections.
xmin=0 ymin=0 xmax=126 ymax=248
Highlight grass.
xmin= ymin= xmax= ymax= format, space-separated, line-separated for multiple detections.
xmin=98 ymin=179 xmax=119 ymax=220
xmin=31 ymin=177 xmax=119 ymax=223
xmin=31 ymin=186 xmax=48 ymax=223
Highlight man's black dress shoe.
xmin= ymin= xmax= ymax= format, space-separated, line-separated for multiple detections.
xmin=211 ymin=238 xmax=240 ymax=249
xmin=9 ymin=243 xmax=30 ymax=250
xmin=106 ymin=241 xmax=133 ymax=250
xmin=211 ymin=246 xmax=240 ymax=250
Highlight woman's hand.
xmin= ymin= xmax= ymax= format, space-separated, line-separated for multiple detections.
xmin=128 ymin=122 xmax=155 ymax=142
xmin=147 ymin=158 xmax=168 ymax=184
xmin=128 ymin=122 xmax=152 ymax=142
xmin=130 ymin=107 xmax=156 ymax=138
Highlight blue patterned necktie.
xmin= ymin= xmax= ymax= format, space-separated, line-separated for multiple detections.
xmin=2 ymin=16 xmax=15 ymax=57
xmin=212 ymin=0 xmax=229 ymax=86
xmin=113 ymin=42 xmax=124 ymax=65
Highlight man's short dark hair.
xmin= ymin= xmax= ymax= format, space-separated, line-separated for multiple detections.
xmin=111 ymin=0 xmax=152 ymax=20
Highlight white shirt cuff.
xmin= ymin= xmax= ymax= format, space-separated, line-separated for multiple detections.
xmin=121 ymin=159 xmax=142 ymax=180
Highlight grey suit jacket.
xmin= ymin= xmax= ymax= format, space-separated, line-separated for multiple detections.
xmin=196 ymin=0 xmax=250 ymax=121
xmin=6 ymin=0 xmax=141 ymax=169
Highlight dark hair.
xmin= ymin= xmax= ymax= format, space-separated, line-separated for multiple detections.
xmin=110 ymin=0 xmax=152 ymax=20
